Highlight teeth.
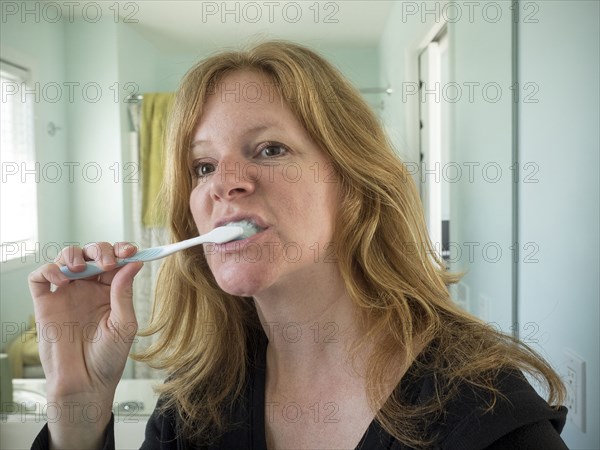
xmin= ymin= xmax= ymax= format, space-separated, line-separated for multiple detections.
xmin=224 ymin=219 xmax=264 ymax=239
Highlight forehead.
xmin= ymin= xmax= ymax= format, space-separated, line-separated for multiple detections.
xmin=194 ymin=70 xmax=297 ymax=138
xmin=205 ymin=70 xmax=283 ymax=109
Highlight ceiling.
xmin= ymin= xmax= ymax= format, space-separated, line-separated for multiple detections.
xmin=120 ymin=1 xmax=395 ymax=51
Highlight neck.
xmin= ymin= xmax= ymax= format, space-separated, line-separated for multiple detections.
xmin=253 ymin=267 xmax=365 ymax=388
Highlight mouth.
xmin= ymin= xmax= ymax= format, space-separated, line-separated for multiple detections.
xmin=218 ymin=217 xmax=267 ymax=240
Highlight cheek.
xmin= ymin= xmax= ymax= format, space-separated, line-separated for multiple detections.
xmin=312 ymin=181 xmax=340 ymax=236
xmin=189 ymin=188 xmax=210 ymax=230
xmin=283 ymin=180 xmax=337 ymax=234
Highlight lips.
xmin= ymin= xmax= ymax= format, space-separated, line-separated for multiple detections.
xmin=215 ymin=214 xmax=269 ymax=231
xmin=211 ymin=214 xmax=269 ymax=249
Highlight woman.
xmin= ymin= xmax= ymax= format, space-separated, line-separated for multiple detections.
xmin=30 ymin=41 xmax=568 ymax=449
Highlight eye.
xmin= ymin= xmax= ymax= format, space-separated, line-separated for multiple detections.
xmin=259 ymin=143 xmax=288 ymax=158
xmin=192 ymin=161 xmax=216 ymax=178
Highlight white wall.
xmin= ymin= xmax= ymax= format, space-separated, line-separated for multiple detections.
xmin=518 ymin=1 xmax=599 ymax=447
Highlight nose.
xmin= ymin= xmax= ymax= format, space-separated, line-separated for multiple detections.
xmin=209 ymin=156 xmax=258 ymax=201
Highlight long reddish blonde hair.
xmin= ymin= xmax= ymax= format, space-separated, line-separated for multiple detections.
xmin=136 ymin=40 xmax=565 ymax=447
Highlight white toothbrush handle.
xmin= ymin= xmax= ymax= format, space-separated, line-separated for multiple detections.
xmin=60 ymin=260 xmax=128 ymax=280
xmin=58 ymin=226 xmax=244 ymax=281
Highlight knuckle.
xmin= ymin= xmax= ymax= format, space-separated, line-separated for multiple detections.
xmin=27 ymin=268 xmax=40 ymax=283
xmin=59 ymin=245 xmax=80 ymax=262
xmin=84 ymin=242 xmax=111 ymax=260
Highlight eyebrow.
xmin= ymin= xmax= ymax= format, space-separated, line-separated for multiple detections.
xmin=189 ymin=124 xmax=273 ymax=152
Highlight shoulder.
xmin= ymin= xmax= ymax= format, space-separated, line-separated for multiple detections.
xmin=435 ymin=370 xmax=568 ymax=449
xmin=141 ymin=397 xmax=180 ymax=449
xmin=140 ymin=331 xmax=266 ymax=449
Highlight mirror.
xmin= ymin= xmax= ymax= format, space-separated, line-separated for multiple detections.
xmin=1 ymin=1 xmax=514 ymax=381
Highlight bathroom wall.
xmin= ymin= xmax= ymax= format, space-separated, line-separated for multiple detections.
xmin=518 ymin=1 xmax=599 ymax=447
xmin=1 ymin=14 xmax=69 ymax=337
xmin=379 ymin=1 xmax=600 ymax=448
xmin=64 ymin=18 xmax=124 ymax=245
xmin=447 ymin=13 xmax=513 ymax=330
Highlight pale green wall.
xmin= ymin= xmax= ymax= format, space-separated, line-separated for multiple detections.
xmin=447 ymin=16 xmax=513 ymax=330
xmin=518 ymin=1 xmax=599 ymax=447
xmin=65 ymin=18 xmax=124 ymax=245
xmin=379 ymin=2 xmax=599 ymax=449
xmin=1 ymin=16 xmax=69 ymax=341
xmin=127 ymin=41 xmax=380 ymax=95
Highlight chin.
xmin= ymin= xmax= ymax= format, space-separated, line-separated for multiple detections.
xmin=211 ymin=263 xmax=270 ymax=298
xmin=216 ymin=280 xmax=263 ymax=298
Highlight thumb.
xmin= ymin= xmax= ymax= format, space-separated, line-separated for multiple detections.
xmin=109 ymin=262 xmax=143 ymax=340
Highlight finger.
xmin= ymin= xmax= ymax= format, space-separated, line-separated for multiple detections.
xmin=83 ymin=242 xmax=117 ymax=270
xmin=114 ymin=242 xmax=138 ymax=259
xmin=94 ymin=242 xmax=138 ymax=285
xmin=96 ymin=266 xmax=121 ymax=286
xmin=28 ymin=264 xmax=70 ymax=299
xmin=108 ymin=262 xmax=143 ymax=339
xmin=54 ymin=246 xmax=86 ymax=271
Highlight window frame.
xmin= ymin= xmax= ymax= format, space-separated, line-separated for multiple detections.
xmin=1 ymin=51 xmax=40 ymax=272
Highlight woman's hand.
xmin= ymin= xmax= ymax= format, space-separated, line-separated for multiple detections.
xmin=28 ymin=242 xmax=143 ymax=449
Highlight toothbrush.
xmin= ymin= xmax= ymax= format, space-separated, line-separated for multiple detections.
xmin=60 ymin=226 xmax=245 ymax=280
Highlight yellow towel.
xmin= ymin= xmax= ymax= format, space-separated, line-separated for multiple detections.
xmin=140 ymin=93 xmax=174 ymax=227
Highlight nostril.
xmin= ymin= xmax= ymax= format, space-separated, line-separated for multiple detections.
xmin=224 ymin=183 xmax=255 ymax=199
xmin=209 ymin=162 xmax=257 ymax=201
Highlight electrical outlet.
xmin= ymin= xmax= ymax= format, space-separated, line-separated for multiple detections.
xmin=564 ymin=350 xmax=586 ymax=432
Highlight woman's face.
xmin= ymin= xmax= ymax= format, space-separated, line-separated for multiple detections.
xmin=189 ymin=70 xmax=340 ymax=297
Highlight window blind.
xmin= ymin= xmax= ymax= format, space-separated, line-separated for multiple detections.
xmin=1 ymin=60 xmax=38 ymax=261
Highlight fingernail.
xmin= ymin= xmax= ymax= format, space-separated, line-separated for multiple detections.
xmin=74 ymin=256 xmax=86 ymax=267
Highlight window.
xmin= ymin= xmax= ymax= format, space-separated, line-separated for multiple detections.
xmin=1 ymin=59 xmax=38 ymax=264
